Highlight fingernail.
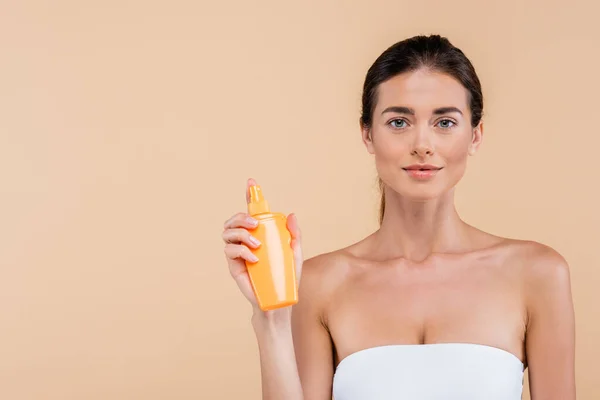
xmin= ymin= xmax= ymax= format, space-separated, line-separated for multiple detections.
xmin=249 ymin=236 xmax=261 ymax=247
xmin=246 ymin=217 xmax=259 ymax=226
xmin=249 ymin=253 xmax=259 ymax=262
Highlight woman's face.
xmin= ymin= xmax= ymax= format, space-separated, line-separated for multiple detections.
xmin=363 ymin=68 xmax=483 ymax=201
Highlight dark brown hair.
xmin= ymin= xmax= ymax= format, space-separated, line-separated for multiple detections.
xmin=360 ymin=35 xmax=484 ymax=225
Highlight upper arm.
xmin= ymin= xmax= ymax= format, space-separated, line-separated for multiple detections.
xmin=525 ymin=245 xmax=576 ymax=399
xmin=291 ymin=255 xmax=335 ymax=400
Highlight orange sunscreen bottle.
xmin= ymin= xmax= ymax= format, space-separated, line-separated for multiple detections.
xmin=246 ymin=184 xmax=298 ymax=311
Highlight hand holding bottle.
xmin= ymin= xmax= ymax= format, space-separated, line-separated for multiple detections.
xmin=222 ymin=178 xmax=303 ymax=314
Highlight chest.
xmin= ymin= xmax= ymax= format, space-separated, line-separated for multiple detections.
xmin=326 ymin=258 xmax=526 ymax=363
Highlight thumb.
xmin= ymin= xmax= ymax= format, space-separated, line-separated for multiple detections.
xmin=286 ymin=213 xmax=303 ymax=265
xmin=287 ymin=213 xmax=301 ymax=242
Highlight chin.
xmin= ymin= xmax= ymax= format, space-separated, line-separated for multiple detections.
xmin=399 ymin=188 xmax=447 ymax=202
xmin=390 ymin=178 xmax=456 ymax=201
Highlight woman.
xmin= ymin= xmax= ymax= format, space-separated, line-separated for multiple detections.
xmin=221 ymin=35 xmax=575 ymax=399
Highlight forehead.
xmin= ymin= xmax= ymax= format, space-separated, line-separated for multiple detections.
xmin=375 ymin=69 xmax=469 ymax=113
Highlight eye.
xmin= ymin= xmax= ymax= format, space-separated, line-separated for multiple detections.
xmin=436 ymin=119 xmax=456 ymax=129
xmin=389 ymin=119 xmax=408 ymax=129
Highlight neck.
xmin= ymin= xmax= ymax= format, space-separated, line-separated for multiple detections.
xmin=375 ymin=187 xmax=470 ymax=262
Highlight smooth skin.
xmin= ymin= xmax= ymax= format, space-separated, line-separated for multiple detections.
xmin=222 ymin=68 xmax=576 ymax=400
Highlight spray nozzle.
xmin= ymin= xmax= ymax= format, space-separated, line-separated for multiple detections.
xmin=248 ymin=185 xmax=270 ymax=216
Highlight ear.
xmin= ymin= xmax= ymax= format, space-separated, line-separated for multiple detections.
xmin=468 ymin=121 xmax=483 ymax=156
xmin=361 ymin=119 xmax=376 ymax=155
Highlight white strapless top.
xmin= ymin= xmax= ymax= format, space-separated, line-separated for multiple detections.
xmin=333 ymin=343 xmax=524 ymax=400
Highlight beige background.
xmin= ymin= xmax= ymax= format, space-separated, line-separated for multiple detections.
xmin=1 ymin=0 xmax=598 ymax=399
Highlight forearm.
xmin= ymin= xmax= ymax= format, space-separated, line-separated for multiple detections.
xmin=252 ymin=309 xmax=304 ymax=400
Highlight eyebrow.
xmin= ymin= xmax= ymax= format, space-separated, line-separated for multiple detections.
xmin=381 ymin=106 xmax=463 ymax=116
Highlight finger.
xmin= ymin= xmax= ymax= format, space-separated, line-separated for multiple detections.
xmin=286 ymin=213 xmax=303 ymax=265
xmin=246 ymin=178 xmax=258 ymax=204
xmin=286 ymin=213 xmax=301 ymax=242
xmin=224 ymin=243 xmax=259 ymax=263
xmin=224 ymin=213 xmax=259 ymax=230
xmin=222 ymin=228 xmax=262 ymax=248
xmin=223 ymin=212 xmax=245 ymax=227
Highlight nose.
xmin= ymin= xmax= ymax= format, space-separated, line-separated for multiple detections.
xmin=410 ymin=128 xmax=434 ymax=158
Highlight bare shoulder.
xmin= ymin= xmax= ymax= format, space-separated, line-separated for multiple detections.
xmin=504 ymin=239 xmax=570 ymax=279
xmin=300 ymin=249 xmax=353 ymax=296
xmin=498 ymin=239 xmax=572 ymax=299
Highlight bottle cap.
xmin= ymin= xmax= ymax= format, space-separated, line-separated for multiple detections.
xmin=248 ymin=185 xmax=270 ymax=216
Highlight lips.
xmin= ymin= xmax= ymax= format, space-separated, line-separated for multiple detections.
xmin=402 ymin=164 xmax=443 ymax=180
xmin=402 ymin=164 xmax=443 ymax=171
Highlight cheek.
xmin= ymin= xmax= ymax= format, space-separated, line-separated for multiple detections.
xmin=444 ymin=131 xmax=472 ymax=162
xmin=372 ymin=135 xmax=405 ymax=173
xmin=444 ymin=141 xmax=471 ymax=164
xmin=371 ymin=130 xmax=404 ymax=160
xmin=440 ymin=136 xmax=471 ymax=184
